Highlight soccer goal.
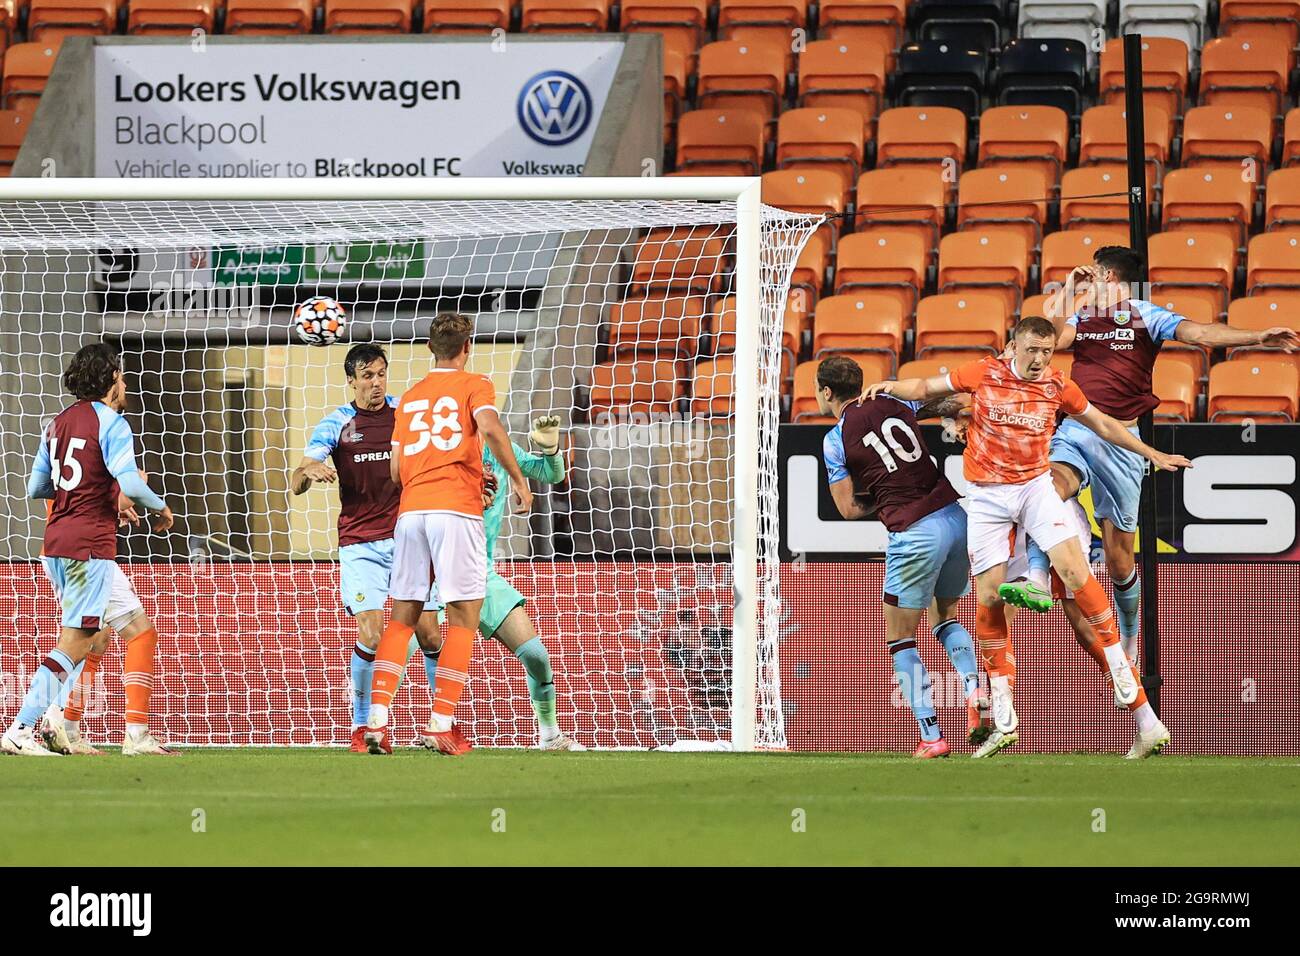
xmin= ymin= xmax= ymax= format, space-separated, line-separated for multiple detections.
xmin=0 ymin=178 xmax=821 ymax=751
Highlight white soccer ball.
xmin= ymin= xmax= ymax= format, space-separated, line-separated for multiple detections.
xmin=293 ymin=296 xmax=348 ymax=346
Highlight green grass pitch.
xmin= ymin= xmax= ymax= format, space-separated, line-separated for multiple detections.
xmin=2 ymin=750 xmax=1298 ymax=866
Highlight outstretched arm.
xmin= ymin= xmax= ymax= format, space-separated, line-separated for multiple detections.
xmin=1175 ymin=322 xmax=1300 ymax=352
xmin=863 ymin=373 xmax=956 ymax=403
xmin=1071 ymin=405 xmax=1192 ymax=473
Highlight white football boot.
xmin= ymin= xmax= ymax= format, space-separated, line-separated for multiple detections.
xmin=538 ymin=731 xmax=586 ymax=752
xmin=1125 ymin=721 xmax=1171 ymax=760
xmin=971 ymin=730 xmax=1019 ymax=759
xmin=990 ymin=674 xmax=1019 ymax=733
xmin=1 ymin=723 xmax=60 ymax=756
xmin=121 ymin=730 xmax=179 ymax=756
xmin=41 ymin=705 xmax=102 ymax=756
xmin=1105 ymin=645 xmax=1140 ymax=706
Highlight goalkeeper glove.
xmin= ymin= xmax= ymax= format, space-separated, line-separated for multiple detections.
xmin=529 ymin=414 xmax=562 ymax=456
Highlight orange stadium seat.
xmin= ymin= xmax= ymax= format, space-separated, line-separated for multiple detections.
xmin=675 ymin=108 xmax=765 ymax=176
xmin=1152 ymin=356 xmax=1199 ymax=421
xmin=709 ymin=292 xmax=810 ymax=360
xmin=696 ymin=40 xmax=787 ymax=123
xmin=1099 ymin=36 xmax=1189 ymax=122
xmin=1180 ymin=105 xmax=1274 ymax=173
xmin=588 ymin=358 xmax=684 ymax=417
xmin=26 ymin=0 xmax=117 ymax=41
xmin=1219 ymin=0 xmax=1300 ymax=47
xmin=423 ymin=0 xmax=514 ymax=32
xmin=1264 ymin=167 xmax=1300 ymax=232
xmin=914 ymin=293 xmax=1007 ymax=357
xmin=833 ymin=229 xmax=927 ymax=318
xmin=937 ymin=230 xmax=1031 ymax=317
xmin=1 ymin=41 xmax=63 ymax=117
xmin=791 ymin=354 xmax=892 ymax=421
xmin=977 ymin=106 xmax=1070 ymax=189
xmin=875 ymin=107 xmax=968 ymax=179
xmin=1060 ymin=166 xmax=1149 ymax=230
xmin=0 ymin=2 xmax=15 ymax=58
xmin=0 ymin=109 xmax=28 ymax=176
xmin=761 ymin=169 xmax=846 ymax=246
xmin=817 ymin=0 xmax=906 ymax=50
xmin=324 ymin=0 xmax=417 ymax=32
xmin=956 ymin=167 xmax=1051 ymax=250
xmin=225 ymin=0 xmax=315 ymax=33
xmin=897 ymin=356 xmax=964 ymax=381
xmin=1155 ymin=294 xmax=1215 ymax=380
xmin=790 ymin=230 xmax=829 ymax=302
xmin=717 ymin=0 xmax=810 ymax=45
xmin=1078 ymin=104 xmax=1173 ymax=172
xmin=1247 ymin=232 xmax=1300 ymax=295
xmin=127 ymin=0 xmax=216 ymax=33
xmin=1198 ymin=35 xmax=1294 ymax=119
xmin=1040 ymin=228 xmax=1129 ymax=290
xmin=1207 ymin=359 xmax=1299 ymax=422
xmin=1161 ymin=168 xmax=1256 ymax=248
xmin=629 ymin=228 xmax=728 ymax=297
xmin=621 ymin=0 xmax=709 ymax=50
xmin=1227 ymin=296 xmax=1300 ymax=372
xmin=1149 ymin=231 xmax=1238 ymax=319
xmin=811 ymin=293 xmax=905 ymax=369
xmin=797 ymin=38 xmax=889 ymax=133
xmin=521 ymin=0 xmax=609 ymax=31
xmin=1021 ymin=292 xmax=1064 ymax=322
xmin=776 ymin=107 xmax=866 ymax=196
xmin=855 ymin=166 xmax=946 ymax=256
xmin=605 ymin=295 xmax=707 ymax=357
xmin=1285 ymin=108 xmax=1300 ymax=167
xmin=691 ymin=355 xmax=737 ymax=416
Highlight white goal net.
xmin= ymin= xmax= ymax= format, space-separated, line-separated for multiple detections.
xmin=0 ymin=181 xmax=820 ymax=750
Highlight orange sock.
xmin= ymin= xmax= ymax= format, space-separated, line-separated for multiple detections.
xmin=976 ymin=604 xmax=1016 ymax=681
xmin=1076 ymin=635 xmax=1148 ymax=711
xmin=1072 ymin=576 xmax=1121 ymax=648
xmin=370 ymin=621 xmax=415 ymax=713
xmin=123 ymin=627 xmax=158 ymax=726
xmin=432 ymin=625 xmax=474 ymax=718
xmin=64 ymin=651 xmax=104 ymax=722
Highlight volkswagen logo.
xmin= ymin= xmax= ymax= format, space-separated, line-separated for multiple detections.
xmin=517 ymin=71 xmax=593 ymax=146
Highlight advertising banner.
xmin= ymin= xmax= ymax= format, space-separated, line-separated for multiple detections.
xmin=94 ymin=40 xmax=623 ymax=179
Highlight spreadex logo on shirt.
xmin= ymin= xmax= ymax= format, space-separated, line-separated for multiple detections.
xmin=353 ymin=451 xmax=390 ymax=463
xmin=1075 ymin=328 xmax=1137 ymax=350
xmin=986 ymin=406 xmax=1051 ymax=429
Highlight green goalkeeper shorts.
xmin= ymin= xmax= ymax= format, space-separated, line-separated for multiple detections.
xmin=437 ymin=569 xmax=526 ymax=638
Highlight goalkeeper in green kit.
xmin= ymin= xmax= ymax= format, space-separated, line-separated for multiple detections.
xmin=404 ymin=415 xmax=584 ymax=751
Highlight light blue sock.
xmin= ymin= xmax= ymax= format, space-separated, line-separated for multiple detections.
xmin=17 ymin=648 xmax=75 ymax=727
xmin=888 ymin=639 xmax=940 ymax=742
xmin=1112 ymin=570 xmax=1141 ymax=644
xmin=422 ymin=649 xmax=440 ymax=703
xmin=514 ymin=637 xmax=558 ymax=730
xmin=58 ymin=658 xmax=86 ymax=708
xmin=933 ymin=618 xmax=980 ymax=700
xmin=1026 ymin=537 xmax=1051 ymax=583
xmin=350 ymin=641 xmax=374 ymax=728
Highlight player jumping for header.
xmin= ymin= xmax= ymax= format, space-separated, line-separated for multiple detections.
xmin=1004 ymin=247 xmax=1299 ymax=656
xmin=366 ymin=312 xmax=533 ymax=756
xmin=865 ymin=317 xmax=1191 ymax=757
xmin=817 ymin=356 xmax=986 ymax=757
xmin=3 ymin=343 xmax=175 ymax=757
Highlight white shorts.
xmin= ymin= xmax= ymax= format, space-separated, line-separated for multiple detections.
xmin=390 ymin=511 xmax=487 ymax=604
xmin=966 ymin=472 xmax=1083 ymax=576
xmin=1006 ymin=498 xmax=1094 ymax=594
xmin=40 ymin=557 xmax=144 ymax=633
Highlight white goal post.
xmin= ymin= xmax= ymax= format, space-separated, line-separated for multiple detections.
xmin=0 ymin=177 xmax=820 ymax=751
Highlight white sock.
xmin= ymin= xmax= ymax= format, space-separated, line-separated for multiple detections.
xmin=126 ymin=722 xmax=148 ymax=741
xmin=539 ymin=723 xmax=561 ymax=742
xmin=1027 ymin=567 xmax=1050 ymax=591
xmin=428 ymin=712 xmax=453 ymax=734
xmin=367 ymin=704 xmax=389 ymax=730
xmin=1101 ymin=642 xmax=1130 ymax=673
xmin=1133 ymin=702 xmax=1159 ymax=733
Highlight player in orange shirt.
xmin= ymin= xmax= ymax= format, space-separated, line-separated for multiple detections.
xmin=364 ymin=313 xmax=533 ymax=756
xmin=865 ymin=317 xmax=1191 ymax=757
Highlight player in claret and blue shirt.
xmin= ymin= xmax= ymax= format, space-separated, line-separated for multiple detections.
xmin=291 ymin=343 xmax=444 ymax=753
xmin=814 ymin=355 xmax=985 ymax=758
xmin=3 ymin=343 xmax=174 ymax=757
